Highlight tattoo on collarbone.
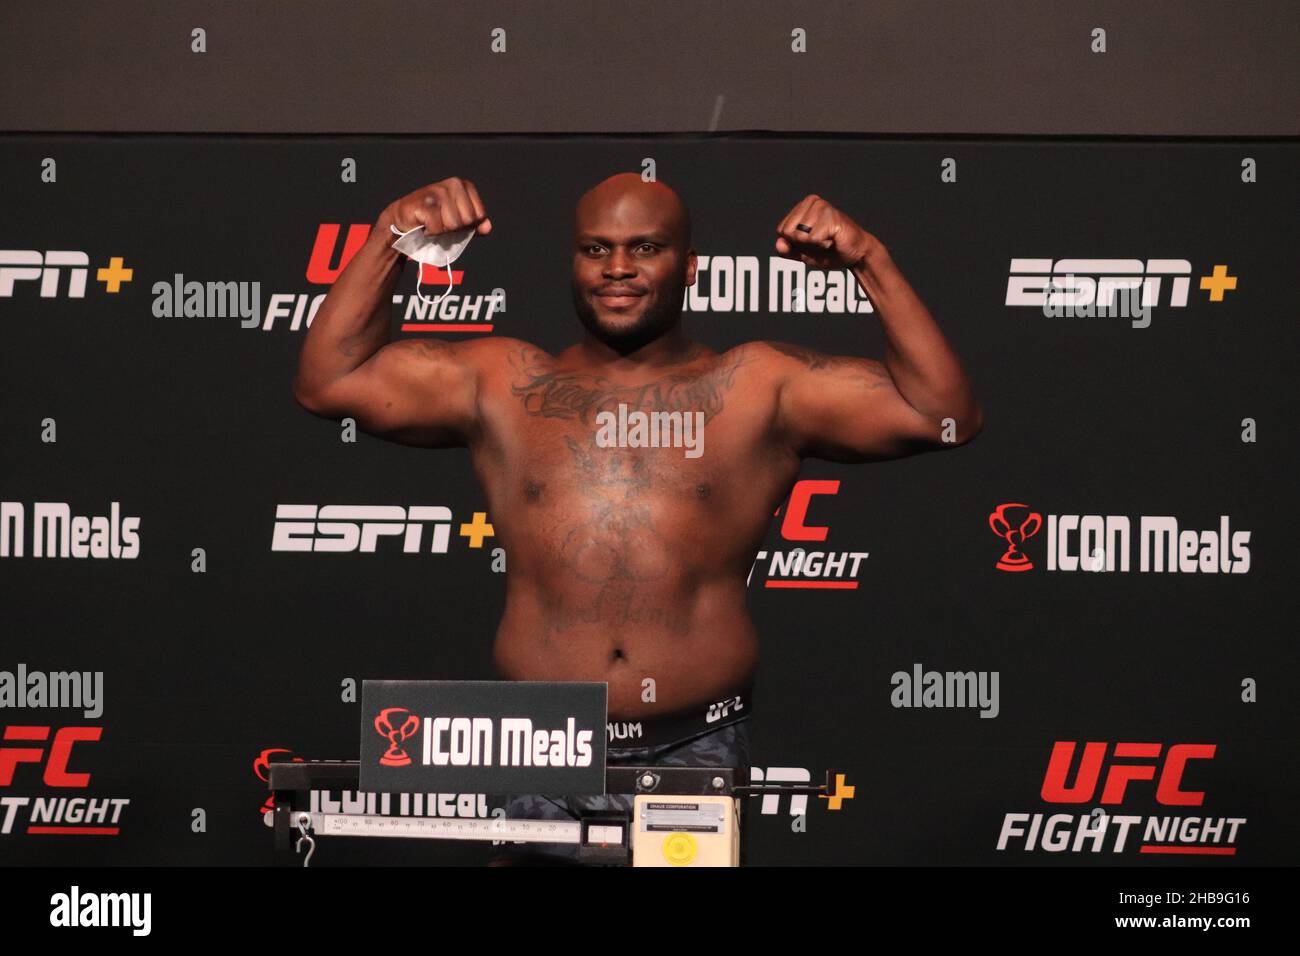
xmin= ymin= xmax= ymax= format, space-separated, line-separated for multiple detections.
xmin=508 ymin=345 xmax=748 ymax=425
xmin=768 ymin=341 xmax=892 ymax=390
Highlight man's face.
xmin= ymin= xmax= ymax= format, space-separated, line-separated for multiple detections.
xmin=571 ymin=189 xmax=695 ymax=351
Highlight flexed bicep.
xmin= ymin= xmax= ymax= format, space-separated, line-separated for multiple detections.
xmin=297 ymin=337 xmax=486 ymax=448
xmin=766 ymin=342 xmax=950 ymax=462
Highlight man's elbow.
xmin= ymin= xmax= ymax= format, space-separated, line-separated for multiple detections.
xmin=291 ymin=375 xmax=329 ymax=417
xmin=930 ymin=404 xmax=983 ymax=448
xmin=951 ymin=404 xmax=984 ymax=446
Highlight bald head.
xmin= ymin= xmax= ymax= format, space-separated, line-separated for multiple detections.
xmin=574 ymin=173 xmax=691 ymax=251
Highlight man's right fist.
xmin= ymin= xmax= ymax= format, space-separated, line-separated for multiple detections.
xmin=381 ymin=177 xmax=492 ymax=238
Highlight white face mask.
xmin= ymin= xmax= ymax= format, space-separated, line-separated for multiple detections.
xmin=389 ymin=223 xmax=475 ymax=267
xmin=389 ymin=223 xmax=475 ymax=306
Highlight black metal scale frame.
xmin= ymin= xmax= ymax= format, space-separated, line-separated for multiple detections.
xmin=268 ymin=758 xmax=834 ymax=866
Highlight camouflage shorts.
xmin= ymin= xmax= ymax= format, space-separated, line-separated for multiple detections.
xmin=489 ymin=719 xmax=751 ymax=865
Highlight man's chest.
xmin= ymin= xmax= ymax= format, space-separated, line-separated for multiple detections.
xmin=470 ymin=346 xmax=795 ymax=519
xmin=478 ymin=407 xmax=766 ymax=511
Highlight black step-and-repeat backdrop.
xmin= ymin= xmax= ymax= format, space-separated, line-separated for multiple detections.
xmin=1 ymin=134 xmax=1296 ymax=866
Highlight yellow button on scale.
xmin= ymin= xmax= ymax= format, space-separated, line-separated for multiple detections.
xmin=663 ymin=832 xmax=698 ymax=866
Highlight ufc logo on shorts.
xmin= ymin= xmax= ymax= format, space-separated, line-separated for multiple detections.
xmin=0 ymin=251 xmax=90 ymax=298
xmin=0 ymin=726 xmax=100 ymax=787
xmin=1040 ymin=741 xmax=1216 ymax=806
xmin=1005 ymin=258 xmax=1192 ymax=309
xmin=706 ymin=696 xmax=744 ymax=723
xmin=272 ymin=505 xmax=452 ymax=553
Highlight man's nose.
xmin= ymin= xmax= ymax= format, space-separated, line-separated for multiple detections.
xmin=603 ymin=248 xmax=636 ymax=276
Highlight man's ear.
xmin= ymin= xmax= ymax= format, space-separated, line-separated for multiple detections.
xmin=685 ymin=247 xmax=698 ymax=287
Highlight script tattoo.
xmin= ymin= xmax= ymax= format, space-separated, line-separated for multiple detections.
xmin=508 ymin=345 xmax=747 ymax=425
xmin=768 ymin=341 xmax=892 ymax=390
xmin=768 ymin=340 xmax=842 ymax=370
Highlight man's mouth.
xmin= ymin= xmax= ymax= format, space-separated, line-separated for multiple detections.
xmin=596 ymin=288 xmax=645 ymax=309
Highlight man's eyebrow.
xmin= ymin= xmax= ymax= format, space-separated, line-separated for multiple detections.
xmin=576 ymin=232 xmax=672 ymax=244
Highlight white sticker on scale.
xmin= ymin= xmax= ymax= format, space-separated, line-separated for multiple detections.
xmin=640 ymin=801 xmax=725 ymax=833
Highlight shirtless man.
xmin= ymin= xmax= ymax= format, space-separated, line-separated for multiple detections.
xmin=292 ymin=173 xmax=982 ymax=861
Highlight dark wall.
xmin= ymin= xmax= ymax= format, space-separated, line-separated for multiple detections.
xmin=1 ymin=0 xmax=1297 ymax=135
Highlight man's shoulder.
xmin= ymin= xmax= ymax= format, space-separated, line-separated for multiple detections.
xmin=719 ymin=340 xmax=827 ymax=377
xmin=383 ymin=333 xmax=539 ymax=359
xmin=464 ymin=336 xmax=545 ymax=362
xmin=745 ymin=340 xmax=832 ymax=369
xmin=465 ymin=338 xmax=819 ymax=379
xmin=741 ymin=340 xmax=886 ymax=377
xmin=379 ymin=336 xmax=551 ymax=394
xmin=680 ymin=343 xmax=789 ymax=405
xmin=414 ymin=334 xmax=550 ymax=372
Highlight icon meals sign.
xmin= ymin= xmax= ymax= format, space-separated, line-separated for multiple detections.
xmin=359 ymin=680 xmax=608 ymax=794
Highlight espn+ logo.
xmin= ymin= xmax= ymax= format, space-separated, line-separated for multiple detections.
xmin=271 ymin=504 xmax=452 ymax=553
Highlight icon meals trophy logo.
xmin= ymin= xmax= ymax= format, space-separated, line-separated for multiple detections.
xmin=374 ymin=707 xmax=419 ymax=766
xmin=989 ymin=503 xmax=1043 ymax=572
xmin=360 ymin=680 xmax=607 ymax=795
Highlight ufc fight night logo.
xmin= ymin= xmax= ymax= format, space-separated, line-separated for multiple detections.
xmin=303 ymin=223 xmax=503 ymax=333
xmin=0 ymin=725 xmax=131 ymax=836
xmin=996 ymin=741 xmax=1245 ymax=856
xmin=749 ymin=480 xmax=870 ymax=589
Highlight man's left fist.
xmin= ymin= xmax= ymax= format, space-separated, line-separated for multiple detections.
xmin=775 ymin=194 xmax=880 ymax=270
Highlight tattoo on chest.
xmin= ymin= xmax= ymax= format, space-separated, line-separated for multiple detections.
xmin=508 ymin=346 xmax=747 ymax=425
xmin=506 ymin=345 xmax=747 ymax=641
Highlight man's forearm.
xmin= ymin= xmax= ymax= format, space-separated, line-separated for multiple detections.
xmin=851 ymin=244 xmax=981 ymax=435
xmin=293 ymin=210 xmax=406 ymax=401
